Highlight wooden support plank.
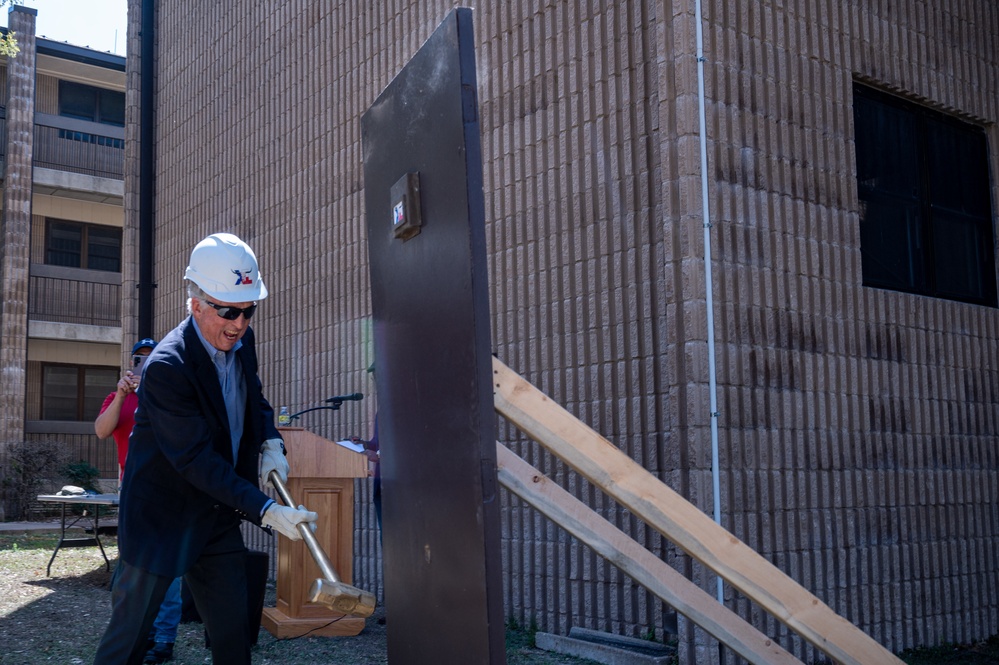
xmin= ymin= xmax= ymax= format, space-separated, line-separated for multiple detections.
xmin=492 ymin=357 xmax=903 ymax=665
xmin=496 ymin=443 xmax=802 ymax=665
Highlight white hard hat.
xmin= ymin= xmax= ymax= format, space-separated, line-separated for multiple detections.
xmin=184 ymin=233 xmax=268 ymax=301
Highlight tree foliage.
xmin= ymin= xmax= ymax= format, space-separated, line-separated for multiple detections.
xmin=1 ymin=0 xmax=22 ymax=58
xmin=1 ymin=32 xmax=19 ymax=58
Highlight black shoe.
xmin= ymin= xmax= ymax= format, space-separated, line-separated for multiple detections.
xmin=143 ymin=642 xmax=174 ymax=664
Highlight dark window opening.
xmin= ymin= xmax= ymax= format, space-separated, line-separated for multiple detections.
xmin=58 ymin=80 xmax=125 ymax=148
xmin=45 ymin=219 xmax=122 ymax=272
xmin=41 ymin=364 xmax=118 ymax=421
xmin=853 ymin=83 xmax=996 ymax=306
xmin=59 ymin=80 xmax=125 ymax=126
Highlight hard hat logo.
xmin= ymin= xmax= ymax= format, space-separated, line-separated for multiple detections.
xmin=185 ymin=233 xmax=268 ymax=302
xmin=232 ymin=269 xmax=254 ymax=286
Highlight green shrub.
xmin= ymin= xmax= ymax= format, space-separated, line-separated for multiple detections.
xmin=61 ymin=460 xmax=100 ymax=492
xmin=1 ymin=439 xmax=69 ymax=520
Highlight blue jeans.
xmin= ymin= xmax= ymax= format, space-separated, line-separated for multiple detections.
xmin=151 ymin=577 xmax=182 ymax=643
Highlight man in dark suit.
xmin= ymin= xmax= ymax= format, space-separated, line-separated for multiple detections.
xmin=94 ymin=233 xmax=317 ymax=665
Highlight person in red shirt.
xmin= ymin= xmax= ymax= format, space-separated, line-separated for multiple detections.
xmin=96 ymin=339 xmax=157 ymax=481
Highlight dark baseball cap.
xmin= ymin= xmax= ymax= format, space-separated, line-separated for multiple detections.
xmin=132 ymin=338 xmax=157 ymax=354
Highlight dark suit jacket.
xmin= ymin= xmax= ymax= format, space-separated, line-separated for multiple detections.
xmin=118 ymin=317 xmax=280 ymax=578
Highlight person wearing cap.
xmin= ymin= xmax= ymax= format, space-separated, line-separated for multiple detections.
xmin=95 ymin=338 xmax=184 ymax=664
xmin=94 ymin=233 xmax=317 ymax=665
xmin=95 ymin=338 xmax=158 ymax=481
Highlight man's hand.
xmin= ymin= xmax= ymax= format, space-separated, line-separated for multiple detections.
xmin=262 ymin=503 xmax=318 ymax=541
xmin=116 ymin=370 xmax=139 ymax=396
xmin=259 ymin=438 xmax=289 ymax=488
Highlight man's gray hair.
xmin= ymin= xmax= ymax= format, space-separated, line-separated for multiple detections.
xmin=186 ymin=280 xmax=211 ymax=314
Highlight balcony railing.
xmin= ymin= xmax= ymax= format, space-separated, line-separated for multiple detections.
xmin=33 ymin=113 xmax=125 ymax=180
xmin=29 ymin=264 xmax=121 ymax=327
xmin=0 ymin=109 xmax=125 ymax=180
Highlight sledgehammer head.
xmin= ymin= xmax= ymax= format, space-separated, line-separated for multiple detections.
xmin=309 ymin=578 xmax=377 ymax=618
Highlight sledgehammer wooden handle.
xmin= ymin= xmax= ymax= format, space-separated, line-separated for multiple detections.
xmin=268 ymin=470 xmax=341 ymax=583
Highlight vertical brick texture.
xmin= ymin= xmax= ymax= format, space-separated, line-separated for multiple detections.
xmin=0 ymin=8 xmax=36 ymax=448
xmin=135 ymin=0 xmax=999 ymax=661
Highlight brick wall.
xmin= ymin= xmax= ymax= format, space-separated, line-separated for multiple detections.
xmin=131 ymin=0 xmax=999 ymax=661
xmin=0 ymin=6 xmax=36 ymax=447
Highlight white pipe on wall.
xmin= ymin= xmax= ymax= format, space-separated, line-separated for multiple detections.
xmin=693 ymin=0 xmax=724 ymax=605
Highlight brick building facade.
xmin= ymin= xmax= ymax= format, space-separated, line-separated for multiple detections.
xmin=124 ymin=1 xmax=998 ymax=661
xmin=0 ymin=6 xmax=127 ymax=518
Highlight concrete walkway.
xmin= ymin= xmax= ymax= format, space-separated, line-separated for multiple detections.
xmin=0 ymin=520 xmax=65 ymax=532
xmin=0 ymin=519 xmax=117 ymax=533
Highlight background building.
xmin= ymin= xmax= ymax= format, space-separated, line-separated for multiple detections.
xmin=0 ymin=6 xmax=126 ymax=518
xmin=117 ymin=1 xmax=998 ymax=663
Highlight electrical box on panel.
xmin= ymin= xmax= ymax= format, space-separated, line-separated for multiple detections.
xmin=391 ymin=172 xmax=422 ymax=241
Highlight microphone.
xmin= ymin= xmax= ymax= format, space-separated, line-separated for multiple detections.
xmin=325 ymin=393 xmax=363 ymax=403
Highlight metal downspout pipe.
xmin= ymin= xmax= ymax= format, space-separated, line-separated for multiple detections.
xmin=137 ymin=0 xmax=155 ymax=337
xmin=693 ymin=0 xmax=724 ymax=606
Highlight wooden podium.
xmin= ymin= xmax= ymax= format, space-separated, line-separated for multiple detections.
xmin=261 ymin=427 xmax=369 ymax=638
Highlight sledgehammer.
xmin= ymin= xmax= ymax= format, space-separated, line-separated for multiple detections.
xmin=268 ymin=471 xmax=377 ymax=618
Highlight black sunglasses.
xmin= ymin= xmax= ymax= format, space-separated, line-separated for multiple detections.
xmin=203 ymin=300 xmax=257 ymax=321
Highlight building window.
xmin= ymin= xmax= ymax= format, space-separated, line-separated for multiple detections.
xmin=853 ymin=83 xmax=997 ymax=306
xmin=41 ymin=364 xmax=118 ymax=421
xmin=58 ymin=80 xmax=125 ymax=148
xmin=45 ymin=219 xmax=122 ymax=272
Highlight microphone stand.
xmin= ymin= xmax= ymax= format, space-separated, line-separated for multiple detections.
xmin=289 ymin=394 xmax=363 ymax=421
xmin=288 ymin=405 xmax=342 ymax=421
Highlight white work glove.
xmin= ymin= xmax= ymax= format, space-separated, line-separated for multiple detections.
xmin=262 ymin=503 xmax=318 ymax=541
xmin=259 ymin=438 xmax=289 ymax=489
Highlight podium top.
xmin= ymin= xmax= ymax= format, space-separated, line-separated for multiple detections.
xmin=278 ymin=427 xmax=368 ymax=479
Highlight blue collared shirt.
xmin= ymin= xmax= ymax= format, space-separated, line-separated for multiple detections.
xmin=191 ymin=316 xmax=246 ymax=462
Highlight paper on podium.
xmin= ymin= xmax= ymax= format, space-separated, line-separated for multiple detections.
xmin=336 ymin=439 xmax=365 ymax=454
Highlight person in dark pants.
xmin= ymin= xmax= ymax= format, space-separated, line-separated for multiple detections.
xmin=362 ymin=418 xmax=382 ymax=529
xmin=353 ymin=363 xmax=381 ymax=533
xmin=352 ymin=364 xmax=383 ymax=625
xmin=95 ymin=338 xmax=184 ymax=664
xmin=93 ymin=233 xmax=317 ymax=665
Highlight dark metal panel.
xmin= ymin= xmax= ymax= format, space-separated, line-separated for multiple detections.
xmin=361 ymin=8 xmax=506 ymax=664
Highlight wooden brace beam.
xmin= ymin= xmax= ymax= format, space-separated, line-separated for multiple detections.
xmin=496 ymin=442 xmax=802 ymax=664
xmin=493 ymin=357 xmax=903 ymax=665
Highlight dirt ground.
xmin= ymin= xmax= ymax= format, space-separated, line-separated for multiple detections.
xmin=0 ymin=531 xmax=596 ymax=665
xmin=4 ymin=530 xmax=998 ymax=665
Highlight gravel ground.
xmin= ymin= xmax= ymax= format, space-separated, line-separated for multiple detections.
xmin=0 ymin=531 xmax=595 ymax=665
xmin=10 ymin=530 xmax=995 ymax=665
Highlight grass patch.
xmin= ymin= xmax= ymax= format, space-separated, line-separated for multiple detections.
xmin=898 ymin=635 xmax=999 ymax=664
xmin=0 ymin=532 xmax=62 ymax=552
xmin=506 ymin=616 xmax=538 ymax=651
